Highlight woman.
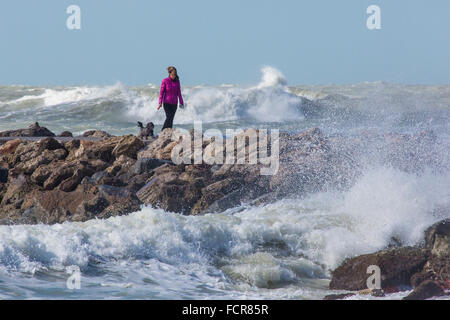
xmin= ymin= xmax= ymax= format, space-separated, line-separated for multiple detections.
xmin=158 ymin=66 xmax=184 ymax=130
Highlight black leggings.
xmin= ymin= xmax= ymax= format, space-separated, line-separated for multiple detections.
xmin=162 ymin=103 xmax=177 ymax=130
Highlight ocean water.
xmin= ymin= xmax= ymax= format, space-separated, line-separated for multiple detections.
xmin=0 ymin=67 xmax=449 ymax=299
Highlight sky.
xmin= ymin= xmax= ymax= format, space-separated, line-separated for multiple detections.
xmin=1 ymin=0 xmax=450 ymax=86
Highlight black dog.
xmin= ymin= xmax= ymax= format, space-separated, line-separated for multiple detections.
xmin=137 ymin=121 xmax=155 ymax=140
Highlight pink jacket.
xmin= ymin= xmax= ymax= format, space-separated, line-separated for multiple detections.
xmin=159 ymin=77 xmax=184 ymax=106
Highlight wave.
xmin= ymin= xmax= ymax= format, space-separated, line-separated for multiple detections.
xmin=0 ymin=166 xmax=448 ymax=298
xmin=0 ymin=68 xmax=312 ymax=127
xmin=126 ymin=66 xmax=307 ymax=124
xmin=1 ymin=67 xmax=449 ymax=137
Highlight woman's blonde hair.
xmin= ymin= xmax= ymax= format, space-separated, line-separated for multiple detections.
xmin=167 ymin=66 xmax=179 ymax=81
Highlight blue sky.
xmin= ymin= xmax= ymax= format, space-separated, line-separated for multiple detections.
xmin=1 ymin=0 xmax=449 ymax=85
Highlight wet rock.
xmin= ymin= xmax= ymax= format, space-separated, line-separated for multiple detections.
xmin=57 ymin=131 xmax=73 ymax=137
xmin=0 ymin=175 xmax=41 ymax=222
xmin=81 ymin=130 xmax=112 ymax=139
xmin=105 ymin=155 xmax=136 ymax=176
xmin=137 ymin=128 xmax=178 ymax=161
xmin=1 ymin=127 xmax=446 ymax=227
xmin=403 ymin=280 xmax=444 ymax=300
xmin=424 ymin=219 xmax=450 ymax=258
xmin=111 ymin=135 xmax=144 ymax=159
xmin=37 ymin=137 xmax=65 ymax=152
xmin=136 ymin=164 xmax=201 ymax=214
xmin=43 ymin=165 xmax=76 ymax=190
xmin=1 ymin=174 xmax=34 ymax=207
xmin=126 ymin=172 xmax=154 ymax=192
xmin=0 ymin=139 xmax=22 ymax=155
xmin=12 ymin=149 xmax=68 ymax=176
xmin=20 ymin=185 xmax=96 ymax=224
xmin=94 ymin=184 xmax=142 ymax=218
xmin=133 ymin=157 xmax=171 ymax=175
xmin=64 ymin=139 xmax=80 ymax=153
xmin=0 ymin=122 xmax=55 ymax=137
xmin=329 ymin=247 xmax=429 ymax=291
xmin=7 ymin=138 xmax=68 ymax=176
xmin=68 ymin=137 xmax=121 ymax=163
xmin=408 ymin=219 xmax=450 ymax=292
xmin=31 ymin=164 xmax=55 ymax=185
xmin=190 ymin=178 xmax=242 ymax=215
xmin=73 ymin=196 xmax=109 ymax=221
xmin=58 ymin=164 xmax=97 ymax=192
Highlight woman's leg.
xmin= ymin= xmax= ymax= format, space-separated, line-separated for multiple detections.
xmin=162 ymin=103 xmax=178 ymax=130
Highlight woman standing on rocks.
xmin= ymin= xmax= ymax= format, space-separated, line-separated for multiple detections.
xmin=158 ymin=66 xmax=184 ymax=130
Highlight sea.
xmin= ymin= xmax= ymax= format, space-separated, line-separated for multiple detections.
xmin=0 ymin=67 xmax=449 ymax=299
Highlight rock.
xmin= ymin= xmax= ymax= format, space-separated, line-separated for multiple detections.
xmin=73 ymin=196 xmax=109 ymax=221
xmin=1 ymin=127 xmax=446 ymax=227
xmin=58 ymin=164 xmax=97 ymax=192
xmin=11 ymin=148 xmax=68 ymax=176
xmin=424 ymin=219 xmax=450 ymax=258
xmin=126 ymin=172 xmax=154 ymax=192
xmin=57 ymin=131 xmax=73 ymax=137
xmin=105 ymin=155 xmax=136 ymax=176
xmin=43 ymin=162 xmax=77 ymax=190
xmin=37 ymin=137 xmax=65 ymax=152
xmin=6 ymin=138 xmax=68 ymax=176
xmin=0 ymin=174 xmax=36 ymax=221
xmin=0 ymin=167 xmax=7 ymax=183
xmin=31 ymin=164 xmax=54 ymax=185
xmin=410 ymin=269 xmax=435 ymax=288
xmin=323 ymin=293 xmax=356 ymax=300
xmin=90 ymin=170 xmax=126 ymax=187
xmin=137 ymin=128 xmax=178 ymax=160
xmin=190 ymin=178 xmax=242 ymax=215
xmin=403 ymin=280 xmax=444 ymax=300
xmin=0 ymin=139 xmax=22 ymax=155
xmin=31 ymin=160 xmax=96 ymax=192
xmin=111 ymin=135 xmax=144 ymax=159
xmin=64 ymin=139 xmax=80 ymax=153
xmin=329 ymin=247 xmax=429 ymax=291
xmin=81 ymin=130 xmax=112 ymax=139
xmin=68 ymin=137 xmax=121 ymax=163
xmin=14 ymin=178 xmax=142 ymax=224
xmin=95 ymin=184 xmax=142 ymax=218
xmin=133 ymin=157 xmax=170 ymax=175
xmin=0 ymin=122 xmax=55 ymax=137
xmin=136 ymin=164 xmax=201 ymax=214
xmin=408 ymin=219 xmax=450 ymax=290
xmin=411 ymin=256 xmax=450 ymax=290
xmin=195 ymin=189 xmax=243 ymax=214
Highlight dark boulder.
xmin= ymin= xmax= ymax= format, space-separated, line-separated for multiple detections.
xmin=403 ymin=280 xmax=445 ymax=300
xmin=57 ymin=131 xmax=73 ymax=137
xmin=329 ymin=247 xmax=429 ymax=291
xmin=0 ymin=122 xmax=55 ymax=137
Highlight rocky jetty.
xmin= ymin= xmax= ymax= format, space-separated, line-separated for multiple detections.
xmin=327 ymin=219 xmax=449 ymax=300
xmin=0 ymin=123 xmax=446 ymax=225
xmin=0 ymin=124 xmax=359 ymax=223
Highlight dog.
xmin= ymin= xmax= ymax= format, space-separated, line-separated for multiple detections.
xmin=137 ymin=121 xmax=155 ymax=140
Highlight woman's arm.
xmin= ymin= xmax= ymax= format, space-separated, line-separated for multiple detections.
xmin=158 ymin=79 xmax=166 ymax=106
xmin=177 ymin=81 xmax=184 ymax=106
